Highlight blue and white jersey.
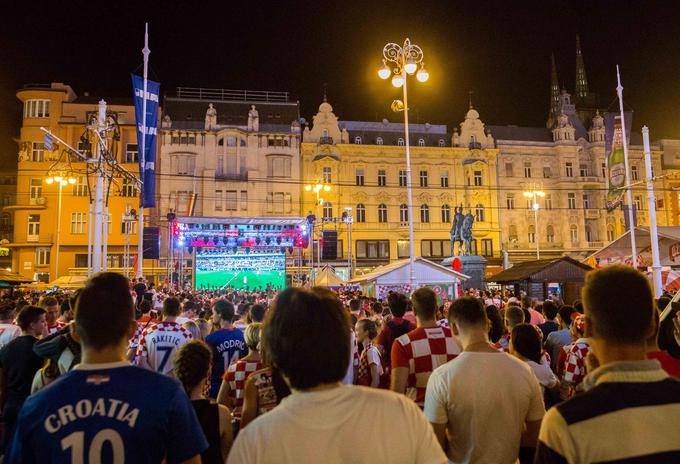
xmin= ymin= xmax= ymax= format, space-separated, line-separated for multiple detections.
xmin=205 ymin=328 xmax=245 ymax=398
xmin=6 ymin=361 xmax=207 ymax=464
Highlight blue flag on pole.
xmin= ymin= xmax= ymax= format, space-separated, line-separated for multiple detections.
xmin=131 ymin=74 xmax=160 ymax=208
xmin=44 ymin=133 xmax=53 ymax=151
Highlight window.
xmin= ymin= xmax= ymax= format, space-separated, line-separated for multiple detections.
xmin=31 ymin=142 xmax=45 ymax=162
xmin=506 ymin=194 xmax=515 ymax=209
xmin=631 ymin=165 xmax=638 ymax=181
xmin=607 ymin=225 xmax=615 ymax=242
xmin=420 ymin=204 xmax=430 ymax=223
xmin=35 ymin=247 xmax=50 ymax=265
xmin=323 ymin=202 xmax=332 ymax=218
xmin=72 ymin=177 xmax=88 ymax=196
xmin=121 ymin=178 xmax=136 ymax=197
xmin=27 ymin=214 xmax=40 ymax=237
xmin=399 ymin=204 xmax=409 ymax=223
xmin=582 ymin=194 xmax=590 ymax=209
xmin=216 ymin=157 xmax=224 ymax=177
xmin=376 ymin=137 xmax=383 ymax=145
xmin=585 ymin=224 xmax=594 ymax=242
xmin=419 ymin=170 xmax=428 ymax=187
xmin=421 ymin=240 xmax=452 ymax=258
xmin=543 ymin=166 xmax=552 ymax=178
xmin=377 ymin=170 xmax=386 ymax=186
xmin=509 ymin=224 xmax=518 ymax=242
xmin=240 ymin=191 xmax=248 ymax=211
xmin=524 ymin=162 xmax=532 ymax=178
xmin=355 ymin=168 xmax=365 ymax=186
xmin=505 ymin=162 xmax=514 ymax=177
xmin=356 ymin=204 xmax=366 ymax=222
xmin=354 ymin=136 xmax=362 ymax=144
xmin=77 ymin=141 xmax=92 ymax=157
xmin=377 ymin=204 xmax=388 ymax=223
xmin=125 ymin=144 xmax=138 ymax=163
xmin=568 ymin=192 xmax=576 ymax=209
xmin=30 ymin=178 xmax=42 ymax=200
xmin=634 ymin=195 xmax=643 ymax=211
xmin=481 ymin=239 xmax=493 ymax=257
xmin=473 ymin=170 xmax=483 ymax=186
xmin=356 ymin=240 xmax=389 ymax=259
xmin=475 ymin=204 xmax=485 ymax=222
xmin=322 ymin=167 xmax=332 ymax=183
xmin=399 ymin=170 xmax=407 ymax=187
xmin=121 ymin=216 xmax=137 ymax=234
xmin=268 ymin=157 xmax=292 ymax=177
xmin=397 ymin=138 xmax=404 ymax=146
xmin=397 ymin=240 xmax=410 ymax=258
xmin=24 ymin=99 xmax=50 ymax=118
xmin=441 ymin=204 xmax=451 ymax=223
xmin=438 ymin=139 xmax=445 ymax=147
xmin=580 ymin=164 xmax=589 ymax=177
xmin=546 ymin=225 xmax=555 ymax=243
xmin=440 ymin=171 xmax=449 ymax=187
xmin=70 ymin=213 xmax=86 ymax=234
xmin=528 ymin=225 xmax=536 ymax=243
xmin=226 ymin=191 xmax=238 ymax=211
xmin=570 ymin=224 xmax=578 ymax=243
xmin=544 ymin=194 xmax=553 ymax=210
xmin=566 ymin=162 xmax=574 ymax=177
xmin=215 ymin=190 xmax=223 ymax=211
xmin=418 ymin=138 xmax=425 ymax=147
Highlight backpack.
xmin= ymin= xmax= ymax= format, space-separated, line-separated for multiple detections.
xmin=383 ymin=319 xmax=412 ymax=367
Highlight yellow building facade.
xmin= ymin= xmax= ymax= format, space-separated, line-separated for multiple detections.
xmin=8 ymin=83 xmax=145 ymax=281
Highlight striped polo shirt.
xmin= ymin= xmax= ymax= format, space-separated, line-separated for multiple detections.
xmin=535 ymin=360 xmax=680 ymax=463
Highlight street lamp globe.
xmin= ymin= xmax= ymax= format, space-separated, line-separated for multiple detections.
xmin=323 ymin=185 xmax=331 ymax=192
xmin=60 ymin=180 xmax=68 ymax=186
xmin=305 ymin=185 xmax=312 ymax=191
xmin=68 ymin=177 xmax=77 ymax=184
xmin=416 ymin=64 xmax=429 ymax=82
xmin=45 ymin=177 xmax=54 ymax=185
xmin=378 ymin=60 xmax=391 ymax=80
xmin=391 ymin=74 xmax=404 ymax=88
xmin=533 ymin=202 xmax=540 ymax=211
xmin=54 ymin=175 xmax=63 ymax=183
xmin=404 ymin=58 xmax=417 ymax=75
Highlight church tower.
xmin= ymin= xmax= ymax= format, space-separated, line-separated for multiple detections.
xmin=546 ymin=53 xmax=561 ymax=128
xmin=575 ymin=34 xmax=589 ymax=99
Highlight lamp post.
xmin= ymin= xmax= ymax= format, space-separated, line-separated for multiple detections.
xmin=45 ymin=173 xmax=77 ymax=279
xmin=523 ymin=188 xmax=545 ymax=259
xmin=378 ymin=38 xmax=429 ymax=292
xmin=305 ymin=182 xmax=331 ymax=285
xmin=343 ymin=206 xmax=354 ymax=279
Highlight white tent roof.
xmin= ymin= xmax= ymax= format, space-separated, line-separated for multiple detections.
xmin=315 ymin=265 xmax=346 ymax=287
xmin=48 ymin=275 xmax=88 ymax=289
xmin=350 ymin=257 xmax=469 ymax=285
xmin=587 ymin=226 xmax=680 ymax=267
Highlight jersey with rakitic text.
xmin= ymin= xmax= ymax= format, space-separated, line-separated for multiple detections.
xmin=136 ymin=321 xmax=193 ymax=376
xmin=6 ymin=362 xmax=208 ymax=464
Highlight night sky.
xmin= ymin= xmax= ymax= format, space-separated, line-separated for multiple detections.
xmin=1 ymin=0 xmax=679 ymax=167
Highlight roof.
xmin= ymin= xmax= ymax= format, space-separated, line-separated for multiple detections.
xmin=315 ymin=265 xmax=346 ymax=287
xmin=587 ymin=226 xmax=680 ymax=265
xmin=487 ymin=125 xmax=553 ymax=143
xmin=0 ymin=269 xmax=33 ymax=284
xmin=341 ymin=120 xmax=449 ymax=147
xmin=489 ymin=256 xmax=592 ymax=283
xmin=350 ymin=257 xmax=469 ymax=285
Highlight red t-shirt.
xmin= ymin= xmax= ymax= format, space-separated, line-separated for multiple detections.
xmin=647 ymin=351 xmax=680 ymax=378
xmin=391 ymin=326 xmax=459 ymax=407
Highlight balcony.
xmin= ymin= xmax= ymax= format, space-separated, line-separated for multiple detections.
xmin=588 ymin=241 xmax=604 ymax=249
xmin=215 ymin=172 xmax=248 ymax=182
xmin=319 ymin=136 xmax=334 ymax=145
xmin=584 ymin=209 xmax=601 ymax=219
xmin=4 ymin=197 xmax=48 ymax=211
xmin=4 ymin=232 xmax=54 ymax=247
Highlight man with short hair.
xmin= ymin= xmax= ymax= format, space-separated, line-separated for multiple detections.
xmin=544 ymin=305 xmax=575 ymax=372
xmin=0 ymin=302 xmax=21 ymax=350
xmin=227 ymin=287 xmax=447 ymax=464
xmin=536 ymin=265 xmax=680 ymax=463
xmin=40 ymin=295 xmax=63 ymax=335
xmin=133 ymin=277 xmax=147 ymax=308
xmin=537 ymin=300 xmax=559 ymax=342
xmin=6 ymin=272 xmax=207 ymax=463
xmin=495 ymin=305 xmax=525 ymax=352
xmin=391 ymin=288 xmax=460 ymax=408
xmin=136 ymin=296 xmax=193 ymax=376
xmin=248 ymin=303 xmax=266 ymax=323
xmin=376 ymin=292 xmax=415 ymax=371
xmin=206 ymin=299 xmax=245 ymax=398
xmin=425 ymin=297 xmax=545 ymax=463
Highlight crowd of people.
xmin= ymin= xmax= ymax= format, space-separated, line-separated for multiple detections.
xmin=0 ymin=266 xmax=678 ymax=462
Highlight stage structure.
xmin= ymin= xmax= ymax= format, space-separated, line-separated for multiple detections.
xmin=174 ymin=216 xmax=308 ymax=290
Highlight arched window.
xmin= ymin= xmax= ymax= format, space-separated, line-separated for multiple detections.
xmin=378 ymin=204 xmax=388 ymax=223
xmin=475 ymin=204 xmax=485 ymax=222
xmin=227 ymin=136 xmax=237 ymax=147
xmin=218 ymin=138 xmax=224 ymax=146
xmin=441 ymin=204 xmax=451 ymax=223
xmin=546 ymin=225 xmax=555 ymax=243
xmin=399 ymin=204 xmax=409 ymax=223
xmin=438 ymin=139 xmax=445 ymax=147
xmin=323 ymin=202 xmax=332 ymax=219
xmin=418 ymin=138 xmax=425 ymax=147
xmin=570 ymin=224 xmax=578 ymax=243
xmin=509 ymin=224 xmax=518 ymax=242
xmin=420 ymin=204 xmax=430 ymax=223
xmin=356 ymin=204 xmax=366 ymax=223
xmin=528 ymin=225 xmax=536 ymax=243
xmin=397 ymin=138 xmax=404 ymax=146
xmin=376 ymin=137 xmax=383 ymax=145
xmin=354 ymin=136 xmax=362 ymax=144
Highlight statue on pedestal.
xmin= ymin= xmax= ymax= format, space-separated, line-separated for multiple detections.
xmin=450 ymin=206 xmax=475 ymax=256
xmin=204 ymin=104 xmax=217 ymax=130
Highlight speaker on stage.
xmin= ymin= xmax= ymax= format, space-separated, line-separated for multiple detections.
xmin=143 ymin=227 xmax=160 ymax=259
xmin=322 ymin=230 xmax=337 ymax=260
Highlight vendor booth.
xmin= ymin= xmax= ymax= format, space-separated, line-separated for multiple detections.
xmin=587 ymin=226 xmax=680 ymax=268
xmin=314 ymin=265 xmax=347 ymax=288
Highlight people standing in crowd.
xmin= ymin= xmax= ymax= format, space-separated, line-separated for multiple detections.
xmin=133 ymin=276 xmax=147 ymax=309
xmin=239 ymin=363 xmax=290 ymax=429
xmin=645 ymin=308 xmax=680 ymax=378
xmin=227 ymin=287 xmax=447 ymax=464
xmin=536 ymin=266 xmax=680 ymax=463
xmin=40 ymin=296 xmax=63 ymax=335
xmin=391 ymin=287 xmax=460 ymax=408
xmin=485 ymin=305 xmax=505 ymax=343
xmin=510 ymin=323 xmax=559 ymax=397
xmin=537 ymin=300 xmax=559 ymax=342
xmin=544 ymin=305 xmax=575 ymax=372
xmin=137 ymin=296 xmax=194 ymax=376
xmin=175 ymin=340 xmax=232 ymax=463
xmin=247 ymin=304 xmax=266 ymax=324
xmin=0 ymin=305 xmax=46 ymax=452
xmin=127 ymin=299 xmax=156 ymax=362
xmin=183 ymin=320 xmax=203 ymax=342
xmin=560 ymin=314 xmax=591 ymax=398
xmin=424 ymin=297 xmax=545 ymax=463
xmin=355 ymin=319 xmax=386 ymax=388
xmin=57 ymin=296 xmax=74 ymax=327
xmin=495 ymin=305 xmax=525 ymax=352
xmin=5 ymin=272 xmax=207 ymax=463
xmin=523 ymin=296 xmax=545 ymax=325
xmin=376 ymin=292 xmax=415 ymax=375
xmin=205 ymin=300 xmax=245 ymax=398
xmin=0 ymin=302 xmax=21 ymax=350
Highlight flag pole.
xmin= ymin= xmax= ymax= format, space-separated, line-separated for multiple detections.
xmin=642 ymin=126 xmax=662 ymax=297
xmin=137 ymin=23 xmax=149 ymax=279
xmin=616 ymin=65 xmax=637 ymax=267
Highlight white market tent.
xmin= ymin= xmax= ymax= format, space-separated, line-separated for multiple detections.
xmin=350 ymin=257 xmax=469 ymax=299
xmin=587 ymin=226 xmax=680 ymax=268
xmin=315 ymin=265 xmax=346 ymax=287
xmin=48 ymin=275 xmax=88 ymax=290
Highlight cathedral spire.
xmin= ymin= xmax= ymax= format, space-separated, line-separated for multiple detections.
xmin=547 ymin=53 xmax=560 ymax=128
xmin=575 ymin=34 xmax=589 ymax=98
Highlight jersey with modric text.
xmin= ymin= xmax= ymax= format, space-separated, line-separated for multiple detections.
xmin=5 ymin=362 xmax=208 ymax=464
xmin=205 ymin=328 xmax=245 ymax=398
xmin=136 ymin=321 xmax=193 ymax=376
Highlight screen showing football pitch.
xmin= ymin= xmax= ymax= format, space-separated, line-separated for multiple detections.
xmin=195 ymin=252 xmax=286 ymax=290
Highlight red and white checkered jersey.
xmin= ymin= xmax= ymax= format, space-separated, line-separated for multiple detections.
xmin=391 ymin=326 xmax=460 ymax=407
xmin=563 ymin=338 xmax=591 ymax=386
xmin=47 ymin=321 xmax=66 ymax=335
xmin=128 ymin=317 xmax=156 ymax=355
xmin=223 ymin=359 xmax=263 ymax=420
xmin=136 ymin=321 xmax=193 ymax=376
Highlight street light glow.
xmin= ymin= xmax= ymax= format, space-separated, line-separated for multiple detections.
xmin=305 ymin=185 xmax=312 ymax=191
xmin=45 ymin=177 xmax=54 ymax=184
xmin=323 ymin=185 xmax=331 ymax=192
xmin=391 ymin=74 xmax=404 ymax=88
xmin=404 ymin=58 xmax=417 ymax=74
xmin=416 ymin=64 xmax=429 ymax=82
xmin=378 ymin=60 xmax=391 ymax=80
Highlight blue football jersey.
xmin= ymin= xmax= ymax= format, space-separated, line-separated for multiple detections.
xmin=6 ymin=362 xmax=208 ymax=464
xmin=205 ymin=328 xmax=245 ymax=398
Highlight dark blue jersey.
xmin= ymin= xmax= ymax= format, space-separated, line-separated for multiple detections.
xmin=6 ymin=362 xmax=207 ymax=464
xmin=205 ymin=328 xmax=245 ymax=398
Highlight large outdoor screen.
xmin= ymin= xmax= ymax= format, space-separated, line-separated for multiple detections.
xmin=195 ymin=252 xmax=286 ymax=290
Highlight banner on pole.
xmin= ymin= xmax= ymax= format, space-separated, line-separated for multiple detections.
xmin=604 ymin=111 xmax=632 ymax=211
xmin=131 ymin=74 xmax=160 ymax=208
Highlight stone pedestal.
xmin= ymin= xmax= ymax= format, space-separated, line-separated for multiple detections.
xmin=441 ymin=255 xmax=487 ymax=289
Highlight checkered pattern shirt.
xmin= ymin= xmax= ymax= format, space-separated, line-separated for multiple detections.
xmin=136 ymin=321 xmax=193 ymax=376
xmin=436 ymin=318 xmax=449 ymax=329
xmin=495 ymin=334 xmax=511 ymax=353
xmin=563 ymin=338 xmax=591 ymax=386
xmin=47 ymin=321 xmax=66 ymax=335
xmin=356 ymin=342 xmax=384 ymax=387
xmin=223 ymin=359 xmax=263 ymax=420
xmin=391 ymin=326 xmax=460 ymax=407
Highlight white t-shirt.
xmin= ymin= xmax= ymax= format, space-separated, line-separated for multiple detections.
xmin=424 ymin=352 xmax=545 ymax=464
xmin=228 ymin=384 xmax=447 ymax=464
xmin=0 ymin=323 xmax=21 ymax=349
xmin=342 ymin=330 xmax=358 ymax=385
xmin=527 ymin=359 xmax=558 ymax=389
